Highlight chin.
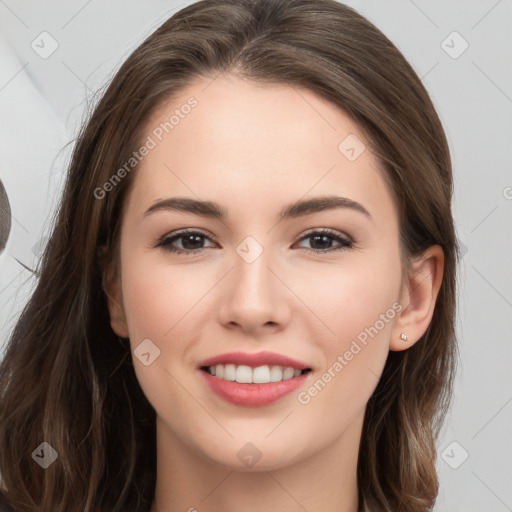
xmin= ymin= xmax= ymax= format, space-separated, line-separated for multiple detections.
xmin=192 ymin=434 xmax=312 ymax=473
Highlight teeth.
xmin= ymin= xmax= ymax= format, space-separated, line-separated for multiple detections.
xmin=224 ymin=364 xmax=236 ymax=381
xmin=283 ymin=367 xmax=295 ymax=380
xmin=205 ymin=364 xmax=304 ymax=384
xmin=253 ymin=365 xmax=270 ymax=383
xmin=270 ymin=365 xmax=282 ymax=382
xmin=235 ymin=365 xmax=253 ymax=383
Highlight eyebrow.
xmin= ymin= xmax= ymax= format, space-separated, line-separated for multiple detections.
xmin=144 ymin=195 xmax=371 ymax=221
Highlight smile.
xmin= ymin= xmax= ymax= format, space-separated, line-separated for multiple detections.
xmin=201 ymin=364 xmax=309 ymax=383
xmin=197 ymin=351 xmax=313 ymax=407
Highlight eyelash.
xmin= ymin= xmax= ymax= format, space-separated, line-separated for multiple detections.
xmin=155 ymin=228 xmax=354 ymax=255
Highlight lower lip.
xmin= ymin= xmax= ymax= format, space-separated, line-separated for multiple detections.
xmin=199 ymin=369 xmax=310 ymax=407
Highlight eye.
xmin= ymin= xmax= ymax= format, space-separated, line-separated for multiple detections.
xmin=294 ymin=229 xmax=353 ymax=253
xmin=155 ymin=229 xmax=217 ymax=254
xmin=155 ymin=228 xmax=354 ymax=256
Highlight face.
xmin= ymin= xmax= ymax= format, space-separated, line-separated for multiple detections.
xmin=108 ymin=75 xmax=406 ymax=471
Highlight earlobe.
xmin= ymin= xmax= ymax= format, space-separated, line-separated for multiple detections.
xmin=100 ymin=248 xmax=129 ymax=338
xmin=390 ymin=245 xmax=444 ymax=352
xmin=104 ymin=285 xmax=129 ymax=339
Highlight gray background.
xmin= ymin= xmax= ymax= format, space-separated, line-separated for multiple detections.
xmin=0 ymin=1 xmax=511 ymax=510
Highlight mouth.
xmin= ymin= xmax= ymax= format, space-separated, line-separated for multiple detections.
xmin=200 ymin=364 xmax=312 ymax=384
xmin=197 ymin=351 xmax=313 ymax=407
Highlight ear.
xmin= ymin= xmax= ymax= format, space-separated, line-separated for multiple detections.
xmin=390 ymin=245 xmax=444 ymax=351
xmin=99 ymin=246 xmax=129 ymax=338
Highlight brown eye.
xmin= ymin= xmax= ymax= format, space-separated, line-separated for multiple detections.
xmin=156 ymin=230 xmax=217 ymax=254
xmin=295 ymin=229 xmax=353 ymax=253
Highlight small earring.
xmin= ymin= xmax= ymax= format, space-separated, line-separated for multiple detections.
xmin=400 ymin=333 xmax=408 ymax=341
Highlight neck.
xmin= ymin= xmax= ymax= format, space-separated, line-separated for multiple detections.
xmin=150 ymin=414 xmax=363 ymax=512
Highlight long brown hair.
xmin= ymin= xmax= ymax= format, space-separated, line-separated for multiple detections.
xmin=0 ymin=1 xmax=458 ymax=510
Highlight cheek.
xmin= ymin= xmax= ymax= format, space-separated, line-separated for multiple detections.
xmin=120 ymin=250 xmax=209 ymax=342
xmin=301 ymin=252 xmax=401 ymax=393
xmin=304 ymin=255 xmax=401 ymax=340
xmin=118 ymin=248 xmax=227 ymax=398
xmin=118 ymin=251 xmax=209 ymax=410
xmin=289 ymin=257 xmax=401 ymax=453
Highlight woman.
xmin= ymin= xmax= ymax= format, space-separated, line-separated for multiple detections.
xmin=0 ymin=0 xmax=458 ymax=510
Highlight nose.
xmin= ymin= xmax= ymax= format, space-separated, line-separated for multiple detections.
xmin=217 ymin=244 xmax=291 ymax=335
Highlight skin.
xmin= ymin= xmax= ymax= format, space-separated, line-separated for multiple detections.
xmin=105 ymin=74 xmax=444 ymax=512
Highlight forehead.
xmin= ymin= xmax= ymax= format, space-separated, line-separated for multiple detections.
xmin=125 ymin=75 xmax=396 ymax=225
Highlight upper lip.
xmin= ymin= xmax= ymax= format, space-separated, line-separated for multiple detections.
xmin=199 ymin=351 xmax=311 ymax=370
